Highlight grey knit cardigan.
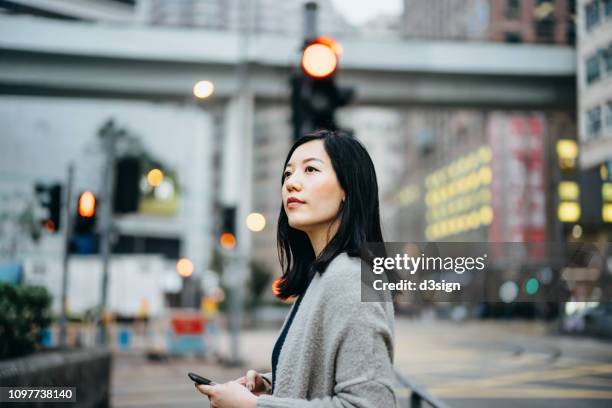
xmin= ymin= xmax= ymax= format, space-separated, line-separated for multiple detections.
xmin=257 ymin=252 xmax=397 ymax=408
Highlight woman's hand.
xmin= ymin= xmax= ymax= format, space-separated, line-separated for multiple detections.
xmin=235 ymin=369 xmax=271 ymax=396
xmin=196 ymin=381 xmax=257 ymax=408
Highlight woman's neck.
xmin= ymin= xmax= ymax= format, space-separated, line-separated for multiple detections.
xmin=306 ymin=220 xmax=340 ymax=257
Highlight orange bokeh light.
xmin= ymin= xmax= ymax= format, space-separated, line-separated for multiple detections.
xmin=316 ymin=36 xmax=342 ymax=56
xmin=147 ymin=168 xmax=164 ymax=187
xmin=78 ymin=191 xmax=96 ymax=218
xmin=302 ymin=43 xmax=338 ymax=78
xmin=176 ymin=258 xmax=194 ymax=278
xmin=219 ymin=232 xmax=236 ymax=250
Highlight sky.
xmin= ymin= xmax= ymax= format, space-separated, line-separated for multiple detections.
xmin=329 ymin=0 xmax=403 ymax=25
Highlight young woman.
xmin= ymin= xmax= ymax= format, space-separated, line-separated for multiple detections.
xmin=197 ymin=130 xmax=396 ymax=408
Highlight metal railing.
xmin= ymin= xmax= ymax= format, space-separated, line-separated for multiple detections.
xmin=395 ymin=370 xmax=451 ymax=408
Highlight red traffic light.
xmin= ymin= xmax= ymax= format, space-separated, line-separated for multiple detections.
xmin=78 ymin=191 xmax=96 ymax=218
xmin=44 ymin=219 xmax=56 ymax=232
xmin=301 ymin=37 xmax=341 ymax=79
xmin=219 ymin=232 xmax=236 ymax=250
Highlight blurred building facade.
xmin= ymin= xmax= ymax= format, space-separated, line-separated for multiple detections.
xmin=251 ymin=105 xmax=292 ymax=276
xmin=402 ymin=0 xmax=575 ymax=44
xmin=488 ymin=0 xmax=575 ymax=44
xmin=394 ymin=109 xmax=490 ymax=243
xmin=566 ymin=0 xmax=612 ymax=319
xmin=393 ymin=109 xmax=577 ymax=243
xmin=578 ymin=0 xmax=612 ymax=168
xmin=337 ymin=107 xmax=405 ymax=236
xmin=402 ymin=0 xmax=491 ymax=41
xmin=0 ymin=0 xmax=357 ymax=37
xmin=0 ymin=0 xmax=577 ymax=44
xmin=138 ymin=0 xmax=356 ymax=37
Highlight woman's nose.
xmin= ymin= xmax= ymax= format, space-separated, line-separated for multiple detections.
xmin=285 ymin=175 xmax=302 ymax=192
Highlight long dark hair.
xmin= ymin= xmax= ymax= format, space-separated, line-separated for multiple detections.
xmin=274 ymin=129 xmax=387 ymax=300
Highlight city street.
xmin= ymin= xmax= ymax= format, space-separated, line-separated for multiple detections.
xmin=2 ymin=2 xmax=611 ymax=408
xmin=111 ymin=317 xmax=612 ymax=408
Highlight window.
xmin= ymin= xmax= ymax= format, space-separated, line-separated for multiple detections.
xmin=606 ymin=102 xmax=612 ymax=130
xmin=605 ymin=0 xmax=612 ymax=17
xmin=534 ymin=1 xmax=555 ymax=42
xmin=586 ymin=54 xmax=601 ymax=84
xmin=536 ymin=18 xmax=555 ymax=42
xmin=566 ymin=0 xmax=577 ymax=44
xmin=587 ymin=106 xmax=602 ymax=138
xmin=586 ymin=1 xmax=601 ymax=30
xmin=506 ymin=0 xmax=521 ymax=19
xmin=505 ymin=32 xmax=523 ymax=43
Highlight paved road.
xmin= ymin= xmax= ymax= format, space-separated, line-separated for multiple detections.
xmin=111 ymin=317 xmax=612 ymax=407
xmin=393 ymin=319 xmax=612 ymax=408
xmin=112 ymin=355 xmax=244 ymax=408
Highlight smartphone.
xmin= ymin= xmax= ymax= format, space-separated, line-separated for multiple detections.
xmin=188 ymin=372 xmax=216 ymax=385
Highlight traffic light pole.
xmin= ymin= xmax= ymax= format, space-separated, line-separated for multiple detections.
xmin=98 ymin=121 xmax=119 ymax=345
xmin=218 ymin=0 xmax=256 ymax=367
xmin=59 ymin=163 xmax=74 ymax=348
xmin=304 ymin=1 xmax=318 ymax=41
xmin=221 ymin=91 xmax=253 ymax=366
xmin=291 ymin=2 xmax=319 ymax=142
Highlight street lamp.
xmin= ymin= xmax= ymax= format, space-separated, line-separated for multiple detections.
xmin=246 ymin=212 xmax=266 ymax=232
xmin=176 ymin=257 xmax=194 ymax=278
xmin=193 ymin=80 xmax=214 ymax=99
xmin=147 ymin=168 xmax=164 ymax=187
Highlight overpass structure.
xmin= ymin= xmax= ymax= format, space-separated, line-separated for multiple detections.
xmin=0 ymin=14 xmax=576 ymax=108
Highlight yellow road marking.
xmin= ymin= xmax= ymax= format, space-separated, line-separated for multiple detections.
xmin=552 ymin=375 xmax=612 ymax=388
xmin=432 ymin=386 xmax=612 ymax=399
xmin=430 ymin=364 xmax=612 ymax=391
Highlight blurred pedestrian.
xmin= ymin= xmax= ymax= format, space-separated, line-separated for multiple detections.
xmin=196 ymin=129 xmax=397 ymax=407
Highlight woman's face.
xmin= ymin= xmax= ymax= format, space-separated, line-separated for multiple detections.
xmin=282 ymin=140 xmax=345 ymax=232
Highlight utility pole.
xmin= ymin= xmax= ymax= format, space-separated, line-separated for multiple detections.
xmin=97 ymin=120 xmax=122 ymax=345
xmin=59 ymin=164 xmax=74 ymax=348
xmin=221 ymin=0 xmax=255 ymax=367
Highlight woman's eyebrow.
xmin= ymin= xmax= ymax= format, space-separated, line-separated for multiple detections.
xmin=285 ymin=157 xmax=324 ymax=167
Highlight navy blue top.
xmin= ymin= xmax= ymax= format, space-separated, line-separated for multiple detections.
xmin=271 ymin=294 xmax=304 ymax=393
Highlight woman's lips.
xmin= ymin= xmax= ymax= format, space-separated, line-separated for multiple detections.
xmin=287 ymin=197 xmax=305 ymax=209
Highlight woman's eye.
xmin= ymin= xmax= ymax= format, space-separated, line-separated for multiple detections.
xmin=283 ymin=171 xmax=292 ymax=179
xmin=305 ymin=166 xmax=318 ymax=173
